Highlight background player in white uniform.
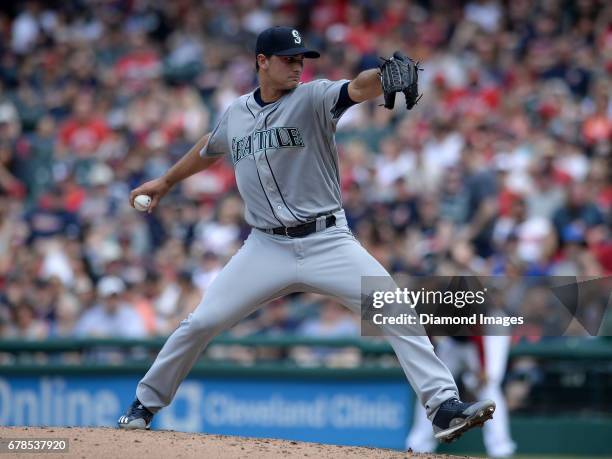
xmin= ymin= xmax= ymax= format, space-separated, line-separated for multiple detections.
xmin=407 ymin=335 xmax=516 ymax=457
xmin=117 ymin=26 xmax=495 ymax=443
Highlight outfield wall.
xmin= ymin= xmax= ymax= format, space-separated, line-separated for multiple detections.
xmin=0 ymin=363 xmax=610 ymax=456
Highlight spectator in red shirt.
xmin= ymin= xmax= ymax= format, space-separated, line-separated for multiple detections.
xmin=57 ymin=94 xmax=109 ymax=158
xmin=582 ymin=93 xmax=611 ymax=146
xmin=114 ymin=32 xmax=162 ymax=93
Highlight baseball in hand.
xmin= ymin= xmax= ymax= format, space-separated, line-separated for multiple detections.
xmin=134 ymin=194 xmax=152 ymax=212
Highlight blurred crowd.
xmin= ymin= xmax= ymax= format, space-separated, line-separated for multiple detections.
xmin=0 ymin=0 xmax=610 ymax=353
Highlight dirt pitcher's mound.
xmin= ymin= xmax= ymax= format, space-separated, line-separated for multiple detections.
xmin=0 ymin=427 xmax=475 ymax=459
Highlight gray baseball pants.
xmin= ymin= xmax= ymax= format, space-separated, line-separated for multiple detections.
xmin=136 ymin=210 xmax=458 ymax=418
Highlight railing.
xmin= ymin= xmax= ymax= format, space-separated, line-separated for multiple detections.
xmin=0 ymin=335 xmax=610 ymax=358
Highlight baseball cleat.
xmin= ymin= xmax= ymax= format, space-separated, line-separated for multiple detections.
xmin=117 ymin=398 xmax=154 ymax=430
xmin=432 ymin=398 xmax=495 ymax=443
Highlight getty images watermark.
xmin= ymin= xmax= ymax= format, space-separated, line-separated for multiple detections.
xmin=360 ymin=276 xmax=611 ymax=337
xmin=370 ymin=286 xmax=523 ymax=327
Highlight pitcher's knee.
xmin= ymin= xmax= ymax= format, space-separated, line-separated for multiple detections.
xmin=182 ymin=311 xmax=225 ymax=336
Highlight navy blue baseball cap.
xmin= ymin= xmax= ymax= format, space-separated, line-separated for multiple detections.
xmin=255 ymin=26 xmax=320 ymax=58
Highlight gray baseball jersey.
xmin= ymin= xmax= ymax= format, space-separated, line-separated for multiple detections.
xmin=131 ymin=78 xmax=459 ymax=429
xmin=200 ymin=79 xmax=350 ymax=229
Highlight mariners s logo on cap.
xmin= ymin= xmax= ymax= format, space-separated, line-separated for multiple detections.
xmin=292 ymin=30 xmax=301 ymax=44
xmin=255 ymin=26 xmax=320 ymax=58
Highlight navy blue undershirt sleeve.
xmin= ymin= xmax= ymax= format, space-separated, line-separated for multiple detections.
xmin=335 ymin=81 xmax=357 ymax=111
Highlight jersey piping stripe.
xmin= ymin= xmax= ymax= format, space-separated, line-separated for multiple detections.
xmin=263 ymin=104 xmax=306 ymax=223
xmin=246 ymin=94 xmax=283 ymax=226
xmin=255 ymin=162 xmax=285 ymax=227
xmin=321 ymin=93 xmax=342 ymax=190
xmin=263 ymin=104 xmax=281 ymax=126
xmin=245 ymin=95 xmax=256 ymax=120
xmin=264 ymin=151 xmax=306 ymax=223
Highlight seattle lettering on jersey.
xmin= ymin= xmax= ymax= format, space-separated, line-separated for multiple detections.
xmin=231 ymin=127 xmax=305 ymax=164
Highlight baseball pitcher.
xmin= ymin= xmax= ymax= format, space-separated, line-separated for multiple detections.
xmin=117 ymin=26 xmax=495 ymax=443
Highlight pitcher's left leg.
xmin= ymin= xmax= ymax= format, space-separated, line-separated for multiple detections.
xmin=300 ymin=225 xmax=458 ymax=418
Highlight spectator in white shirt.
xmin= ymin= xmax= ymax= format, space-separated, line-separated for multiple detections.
xmin=74 ymin=276 xmax=146 ymax=338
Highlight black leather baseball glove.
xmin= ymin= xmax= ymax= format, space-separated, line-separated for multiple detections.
xmin=379 ymin=51 xmax=423 ymax=110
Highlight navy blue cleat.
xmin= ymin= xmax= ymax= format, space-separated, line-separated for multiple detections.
xmin=433 ymin=398 xmax=495 ymax=443
xmin=117 ymin=398 xmax=154 ymax=430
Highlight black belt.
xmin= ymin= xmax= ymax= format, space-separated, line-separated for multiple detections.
xmin=265 ymin=215 xmax=336 ymax=238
